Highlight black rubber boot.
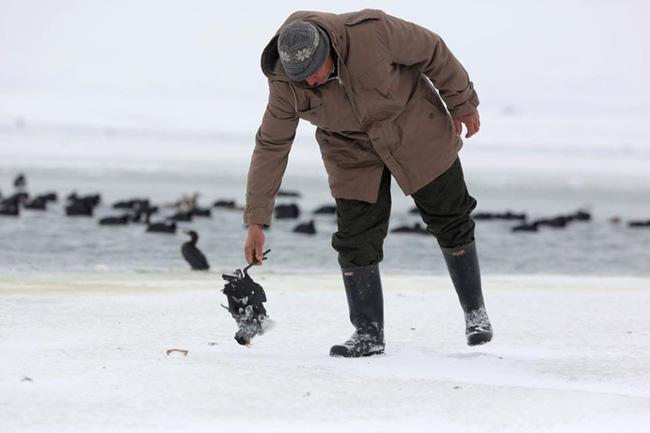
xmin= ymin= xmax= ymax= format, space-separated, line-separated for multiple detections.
xmin=441 ymin=241 xmax=493 ymax=346
xmin=330 ymin=264 xmax=385 ymax=357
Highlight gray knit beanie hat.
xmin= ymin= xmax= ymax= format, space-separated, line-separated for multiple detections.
xmin=277 ymin=20 xmax=330 ymax=81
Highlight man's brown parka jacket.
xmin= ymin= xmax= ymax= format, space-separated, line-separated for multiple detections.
xmin=245 ymin=9 xmax=479 ymax=226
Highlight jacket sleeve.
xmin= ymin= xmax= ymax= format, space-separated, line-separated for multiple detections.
xmin=244 ymin=80 xmax=299 ymax=226
xmin=380 ymin=13 xmax=479 ymax=117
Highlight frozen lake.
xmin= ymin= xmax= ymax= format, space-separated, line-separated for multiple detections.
xmin=1 ymin=113 xmax=649 ymax=277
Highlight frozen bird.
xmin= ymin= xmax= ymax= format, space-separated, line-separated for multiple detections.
xmin=181 ymin=230 xmax=210 ymax=270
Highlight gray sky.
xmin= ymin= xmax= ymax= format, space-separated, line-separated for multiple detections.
xmin=1 ymin=0 xmax=648 ymax=118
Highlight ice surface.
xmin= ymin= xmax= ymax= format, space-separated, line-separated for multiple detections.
xmin=1 ymin=273 xmax=649 ymax=432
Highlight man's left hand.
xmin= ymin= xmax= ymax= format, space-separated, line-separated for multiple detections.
xmin=454 ymin=110 xmax=481 ymax=139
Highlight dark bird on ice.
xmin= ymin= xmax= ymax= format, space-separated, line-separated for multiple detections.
xmin=168 ymin=210 xmax=193 ymax=222
xmin=390 ymin=222 xmax=429 ymax=235
xmin=24 ymin=197 xmax=47 ymax=210
xmin=190 ymin=206 xmax=212 ymax=217
xmin=145 ymin=211 xmax=177 ymax=234
xmin=0 ymin=204 xmax=19 ymax=216
xmin=313 ymin=204 xmax=337 ymax=215
xmin=13 ymin=173 xmax=27 ymax=189
xmin=65 ymin=198 xmax=93 ymax=216
xmin=99 ymin=215 xmax=130 ymax=226
xmin=293 ymin=220 xmax=316 ymax=235
xmin=1 ymin=192 xmax=28 ymax=207
xmin=274 ymin=203 xmax=300 ymax=219
xmin=628 ymin=219 xmax=650 ymax=228
xmin=181 ymin=230 xmax=210 ymax=270
xmin=213 ymin=199 xmax=237 ymax=209
xmin=511 ymin=222 xmax=539 ymax=233
xmin=65 ymin=193 xmax=101 ymax=217
xmin=277 ymin=189 xmax=301 ymax=198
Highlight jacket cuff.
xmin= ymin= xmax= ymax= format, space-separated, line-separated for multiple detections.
xmin=243 ymin=205 xmax=273 ymax=227
xmin=447 ymin=88 xmax=480 ymax=118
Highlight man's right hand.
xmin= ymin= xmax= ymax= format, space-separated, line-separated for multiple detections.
xmin=245 ymin=224 xmax=266 ymax=265
xmin=453 ymin=109 xmax=481 ymax=139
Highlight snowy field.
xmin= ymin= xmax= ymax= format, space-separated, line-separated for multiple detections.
xmin=1 ymin=272 xmax=650 ymax=433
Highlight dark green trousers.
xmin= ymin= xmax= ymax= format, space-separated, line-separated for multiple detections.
xmin=332 ymin=158 xmax=477 ymax=268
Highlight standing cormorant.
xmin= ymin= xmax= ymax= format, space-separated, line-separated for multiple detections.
xmin=181 ymin=230 xmax=210 ymax=270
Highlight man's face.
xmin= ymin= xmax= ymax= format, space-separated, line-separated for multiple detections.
xmin=305 ymin=54 xmax=333 ymax=87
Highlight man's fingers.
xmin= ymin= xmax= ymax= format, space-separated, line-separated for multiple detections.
xmin=465 ymin=120 xmax=480 ymax=138
xmin=245 ymin=226 xmax=265 ymax=265
xmin=454 ymin=111 xmax=480 ymax=139
xmin=255 ymin=247 xmax=264 ymax=264
xmin=246 ymin=243 xmax=260 ymax=265
xmin=245 ymin=246 xmax=264 ymax=265
xmin=245 ymin=246 xmax=254 ymax=265
xmin=465 ymin=122 xmax=475 ymax=138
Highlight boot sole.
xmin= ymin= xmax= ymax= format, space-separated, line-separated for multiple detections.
xmin=467 ymin=332 xmax=493 ymax=346
xmin=329 ymin=347 xmax=385 ymax=358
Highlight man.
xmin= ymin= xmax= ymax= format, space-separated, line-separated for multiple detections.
xmin=243 ymin=9 xmax=492 ymax=357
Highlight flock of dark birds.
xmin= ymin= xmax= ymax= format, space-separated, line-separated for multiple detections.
xmin=2 ymin=173 xmax=649 ymax=270
xmin=0 ymin=174 xmax=338 ymax=271
xmin=395 ymin=208 xmax=650 ymax=234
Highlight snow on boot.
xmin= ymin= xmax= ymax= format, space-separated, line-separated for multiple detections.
xmin=464 ymin=306 xmax=493 ymax=346
xmin=330 ymin=327 xmax=385 ymax=357
xmin=330 ymin=264 xmax=385 ymax=357
xmin=441 ymin=241 xmax=493 ymax=346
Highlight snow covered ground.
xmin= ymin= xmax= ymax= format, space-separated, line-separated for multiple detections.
xmin=2 ymin=272 xmax=649 ymax=433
